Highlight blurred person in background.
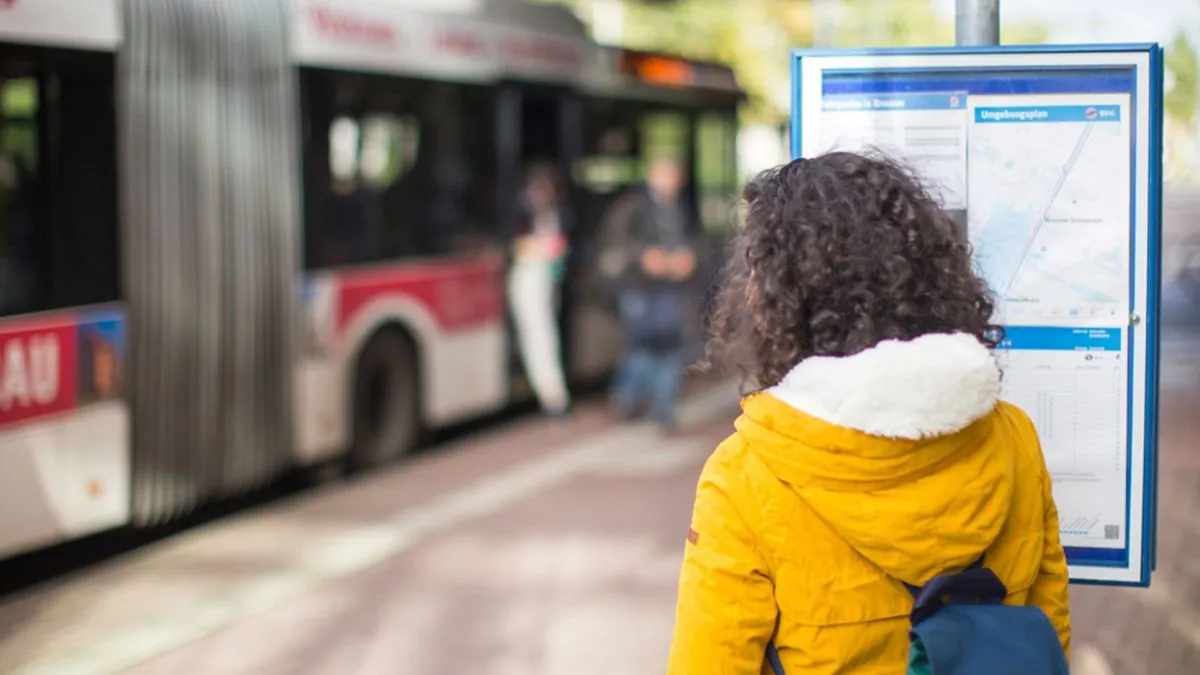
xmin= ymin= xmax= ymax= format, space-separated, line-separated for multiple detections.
xmin=667 ymin=153 xmax=1070 ymax=673
xmin=600 ymin=157 xmax=698 ymax=432
xmin=508 ymin=163 xmax=571 ymax=417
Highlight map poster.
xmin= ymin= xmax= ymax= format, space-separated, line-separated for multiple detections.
xmin=792 ymin=45 xmax=1163 ymax=586
xmin=967 ymin=95 xmax=1131 ymax=326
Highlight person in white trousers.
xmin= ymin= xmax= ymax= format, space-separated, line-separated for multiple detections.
xmin=508 ymin=164 xmax=571 ymax=416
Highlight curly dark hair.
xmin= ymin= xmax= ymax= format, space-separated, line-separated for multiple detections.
xmin=703 ymin=150 xmax=1002 ymax=390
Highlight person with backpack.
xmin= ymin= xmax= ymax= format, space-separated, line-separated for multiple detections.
xmin=599 ymin=157 xmax=698 ymax=432
xmin=667 ymin=152 xmax=1071 ymax=674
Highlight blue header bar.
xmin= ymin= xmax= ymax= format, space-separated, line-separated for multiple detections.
xmin=795 ymin=43 xmax=1158 ymax=59
xmin=821 ymin=68 xmax=1136 ymax=97
xmin=975 ymin=105 xmax=1122 ymax=123
xmin=822 ymin=92 xmax=967 ymax=112
xmin=1001 ymin=326 xmax=1124 ymax=351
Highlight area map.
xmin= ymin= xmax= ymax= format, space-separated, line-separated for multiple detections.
xmin=815 ymin=86 xmax=1132 ymax=324
xmin=966 ymin=95 xmax=1131 ymax=324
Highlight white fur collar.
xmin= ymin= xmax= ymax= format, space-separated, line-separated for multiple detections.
xmin=765 ymin=333 xmax=1000 ymax=440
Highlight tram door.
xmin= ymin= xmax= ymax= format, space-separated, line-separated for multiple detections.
xmin=498 ymin=85 xmax=583 ymax=401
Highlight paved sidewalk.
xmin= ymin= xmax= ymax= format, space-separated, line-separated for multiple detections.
xmin=1068 ymin=328 xmax=1200 ymax=675
xmin=0 ymin=386 xmax=741 ymax=675
xmin=2 ymin=325 xmax=1199 ymax=674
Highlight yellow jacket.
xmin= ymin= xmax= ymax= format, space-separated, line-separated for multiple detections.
xmin=667 ymin=333 xmax=1070 ymax=674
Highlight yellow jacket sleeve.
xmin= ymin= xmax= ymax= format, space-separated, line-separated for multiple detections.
xmin=667 ymin=442 xmax=778 ymax=675
xmin=1026 ymin=454 xmax=1072 ymax=662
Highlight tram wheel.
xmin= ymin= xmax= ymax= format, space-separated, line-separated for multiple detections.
xmin=349 ymin=327 xmax=421 ymax=472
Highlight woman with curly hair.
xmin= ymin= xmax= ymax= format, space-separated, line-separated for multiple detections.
xmin=666 ymin=151 xmax=1070 ymax=673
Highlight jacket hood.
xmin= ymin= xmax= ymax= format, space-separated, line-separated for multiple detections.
xmin=738 ymin=332 xmax=1015 ymax=584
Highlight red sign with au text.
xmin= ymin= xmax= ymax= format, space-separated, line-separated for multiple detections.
xmin=0 ymin=318 xmax=78 ymax=427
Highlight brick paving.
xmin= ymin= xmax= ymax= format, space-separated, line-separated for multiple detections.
xmin=1068 ymin=324 xmax=1200 ymax=675
xmin=0 ymin=323 xmax=1198 ymax=674
xmin=0 ymin=385 xmax=740 ymax=675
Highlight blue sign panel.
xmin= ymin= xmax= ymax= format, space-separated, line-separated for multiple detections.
xmin=792 ymin=44 xmax=1163 ymax=586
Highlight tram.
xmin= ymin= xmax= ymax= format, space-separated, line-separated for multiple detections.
xmin=0 ymin=0 xmax=741 ymax=558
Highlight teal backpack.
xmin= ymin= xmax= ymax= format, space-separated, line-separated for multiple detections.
xmin=765 ymin=556 xmax=1069 ymax=675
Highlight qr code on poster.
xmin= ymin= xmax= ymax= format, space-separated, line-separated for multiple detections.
xmin=1104 ymin=525 xmax=1120 ymax=540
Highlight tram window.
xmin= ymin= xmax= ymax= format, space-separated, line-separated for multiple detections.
xmin=641 ymin=111 xmax=688 ymax=162
xmin=576 ymin=100 xmax=640 ymax=194
xmin=0 ymin=73 xmax=36 ymax=316
xmin=576 ymin=100 xmax=692 ymax=194
xmin=0 ymin=50 xmax=120 ymax=318
xmin=301 ymin=70 xmax=497 ymax=270
xmin=695 ymin=111 xmax=738 ymax=232
xmin=328 ymin=116 xmax=361 ymax=185
xmin=328 ymin=113 xmax=420 ymax=192
xmin=575 ymin=99 xmax=700 ymax=235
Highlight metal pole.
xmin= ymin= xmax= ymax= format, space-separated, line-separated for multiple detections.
xmin=955 ymin=0 xmax=1000 ymax=47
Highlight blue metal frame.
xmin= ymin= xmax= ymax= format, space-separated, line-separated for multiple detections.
xmin=790 ymin=43 xmax=1163 ymax=588
xmin=1147 ymin=43 xmax=1164 ymax=576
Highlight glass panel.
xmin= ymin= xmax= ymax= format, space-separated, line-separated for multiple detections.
xmin=641 ymin=110 xmax=687 ymax=162
xmin=302 ymin=72 xmax=498 ymax=269
xmin=695 ymin=111 xmax=738 ymax=232
xmin=0 ymin=49 xmax=120 ymax=317
xmin=575 ymin=100 xmax=689 ymax=195
xmin=0 ymin=71 xmax=38 ymax=315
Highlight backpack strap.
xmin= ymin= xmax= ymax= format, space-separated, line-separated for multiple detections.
xmin=900 ymin=555 xmax=985 ymax=595
xmin=764 ymin=555 xmax=1001 ymax=674
xmin=905 ymin=554 xmax=1008 ymax=626
xmin=765 ymin=641 xmax=785 ymax=675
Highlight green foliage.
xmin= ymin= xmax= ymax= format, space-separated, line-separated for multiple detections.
xmin=537 ymin=0 xmax=810 ymax=124
xmin=535 ymin=0 xmax=1053 ymax=125
xmin=1003 ymin=21 xmax=1051 ymax=46
xmin=617 ymin=0 xmax=805 ymax=125
xmin=1165 ymin=29 xmax=1198 ymax=132
xmin=1 ymin=79 xmax=38 ymax=173
xmin=834 ymin=0 xmax=950 ymax=47
xmin=834 ymin=0 xmax=1048 ymax=48
xmin=1 ymin=79 xmax=36 ymax=117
